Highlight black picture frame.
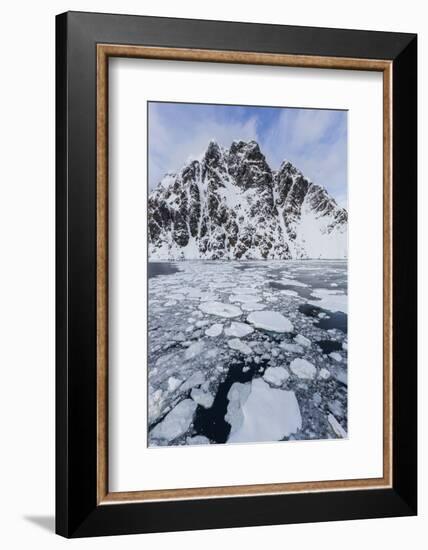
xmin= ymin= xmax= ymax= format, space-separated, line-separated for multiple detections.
xmin=56 ymin=11 xmax=417 ymax=538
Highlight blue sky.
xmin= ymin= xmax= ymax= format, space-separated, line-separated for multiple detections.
xmin=148 ymin=102 xmax=347 ymax=207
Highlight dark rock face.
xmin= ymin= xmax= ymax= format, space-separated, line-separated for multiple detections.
xmin=227 ymin=140 xmax=273 ymax=191
xmin=148 ymin=140 xmax=347 ymax=260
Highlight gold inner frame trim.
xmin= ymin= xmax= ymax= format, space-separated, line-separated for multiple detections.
xmin=96 ymin=44 xmax=393 ymax=505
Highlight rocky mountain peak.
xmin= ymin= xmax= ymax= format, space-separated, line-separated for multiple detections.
xmin=148 ymin=140 xmax=347 ymax=260
xmin=278 ymin=159 xmax=301 ymax=175
xmin=204 ymin=139 xmax=223 ymax=165
xmin=226 ymin=140 xmax=272 ymax=191
xmin=229 ymin=139 xmax=260 ymax=156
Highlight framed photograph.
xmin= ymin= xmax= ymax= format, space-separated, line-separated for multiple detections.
xmin=56 ymin=11 xmax=417 ymax=537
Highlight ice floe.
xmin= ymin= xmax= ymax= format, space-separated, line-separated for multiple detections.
xmin=328 ymin=413 xmax=347 ymax=438
xmin=281 ymin=277 xmax=308 ymax=287
xmin=224 ymin=382 xmax=252 ymax=436
xmin=319 ymin=368 xmax=331 ymax=380
xmin=205 ymin=323 xmax=223 ymax=337
xmin=334 ymin=369 xmax=348 ymax=386
xmin=241 ymin=302 xmax=266 ymax=311
xmin=230 ymin=294 xmax=261 ymax=303
xmin=151 ymin=399 xmax=198 ymax=442
xmin=289 ymin=358 xmax=317 ymax=379
xmin=187 ymin=435 xmax=210 ymax=445
xmin=191 ymin=387 xmax=215 ymax=408
xmin=184 ymin=341 xmax=205 ymax=360
xmin=148 ymin=388 xmax=163 ymax=419
xmin=228 ymin=338 xmax=252 ymax=355
xmin=195 ymin=320 xmax=210 ymax=328
xmin=328 ymin=399 xmax=344 ymax=418
xmin=263 ymin=366 xmax=290 ymax=386
xmin=181 ymin=372 xmax=206 ymax=391
xmin=279 ymin=342 xmax=304 ymax=354
xmin=232 ymin=287 xmax=259 ymax=295
xmin=247 ymin=310 xmax=294 ymax=333
xmin=224 ymin=321 xmax=254 ymax=338
xmin=227 ymin=378 xmax=302 ymax=443
xmin=199 ymin=301 xmax=242 ymax=318
xmin=169 ymin=293 xmax=185 ymax=300
xmin=167 ymin=376 xmax=182 ymax=392
xmin=309 ymin=288 xmax=348 ymax=314
xmin=280 ymin=289 xmax=299 ymax=297
xmin=294 ymin=334 xmax=311 ymax=348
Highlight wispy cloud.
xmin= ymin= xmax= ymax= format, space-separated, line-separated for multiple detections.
xmin=148 ymin=102 xmax=347 ymax=206
xmin=260 ymin=108 xmax=347 ymax=207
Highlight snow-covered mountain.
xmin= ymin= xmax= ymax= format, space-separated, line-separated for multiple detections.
xmin=148 ymin=140 xmax=347 ymax=260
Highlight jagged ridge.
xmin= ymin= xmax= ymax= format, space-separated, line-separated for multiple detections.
xmin=148 ymin=140 xmax=347 ymax=260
